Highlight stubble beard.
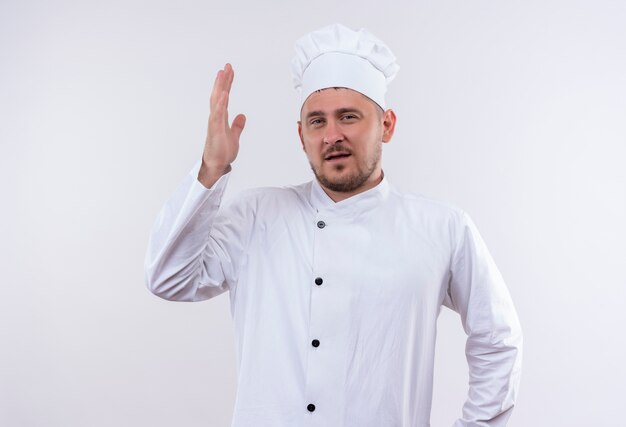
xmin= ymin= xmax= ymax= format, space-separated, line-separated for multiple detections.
xmin=310 ymin=145 xmax=382 ymax=193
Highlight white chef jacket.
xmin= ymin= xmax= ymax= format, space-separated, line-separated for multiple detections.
xmin=145 ymin=164 xmax=522 ymax=427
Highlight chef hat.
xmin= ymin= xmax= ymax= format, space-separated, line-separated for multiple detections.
xmin=291 ymin=23 xmax=399 ymax=110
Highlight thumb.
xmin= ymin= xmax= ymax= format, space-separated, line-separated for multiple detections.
xmin=231 ymin=114 xmax=246 ymax=141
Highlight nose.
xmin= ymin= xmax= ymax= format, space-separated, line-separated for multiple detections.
xmin=322 ymin=120 xmax=343 ymax=145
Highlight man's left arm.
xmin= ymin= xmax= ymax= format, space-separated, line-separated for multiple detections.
xmin=444 ymin=211 xmax=523 ymax=427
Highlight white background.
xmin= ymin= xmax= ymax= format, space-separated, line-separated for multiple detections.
xmin=2 ymin=1 xmax=625 ymax=426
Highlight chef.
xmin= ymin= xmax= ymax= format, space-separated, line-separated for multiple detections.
xmin=145 ymin=23 xmax=522 ymax=427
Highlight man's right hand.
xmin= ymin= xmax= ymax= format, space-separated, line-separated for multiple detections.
xmin=198 ymin=63 xmax=246 ymax=188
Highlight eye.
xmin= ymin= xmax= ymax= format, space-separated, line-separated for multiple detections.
xmin=341 ymin=114 xmax=358 ymax=121
xmin=309 ymin=118 xmax=325 ymax=126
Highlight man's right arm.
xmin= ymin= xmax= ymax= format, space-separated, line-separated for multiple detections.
xmin=144 ymin=63 xmax=247 ymax=301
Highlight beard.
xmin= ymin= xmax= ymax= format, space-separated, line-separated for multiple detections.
xmin=310 ymin=144 xmax=382 ymax=193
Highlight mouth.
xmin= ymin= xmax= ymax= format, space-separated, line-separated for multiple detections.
xmin=324 ymin=152 xmax=352 ymax=162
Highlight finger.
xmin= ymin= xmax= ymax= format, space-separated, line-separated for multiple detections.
xmin=209 ymin=90 xmax=228 ymax=132
xmin=221 ymin=64 xmax=234 ymax=111
xmin=220 ymin=90 xmax=230 ymax=127
xmin=231 ymin=114 xmax=246 ymax=141
xmin=224 ymin=63 xmax=235 ymax=95
xmin=210 ymin=69 xmax=224 ymax=110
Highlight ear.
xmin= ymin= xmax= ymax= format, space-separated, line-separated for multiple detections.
xmin=381 ymin=109 xmax=397 ymax=143
xmin=297 ymin=121 xmax=306 ymax=150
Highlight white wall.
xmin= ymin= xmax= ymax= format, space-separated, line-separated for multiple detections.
xmin=1 ymin=1 xmax=625 ymax=426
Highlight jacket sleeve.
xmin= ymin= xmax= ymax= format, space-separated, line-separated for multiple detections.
xmin=444 ymin=211 xmax=523 ymax=427
xmin=144 ymin=162 xmax=250 ymax=302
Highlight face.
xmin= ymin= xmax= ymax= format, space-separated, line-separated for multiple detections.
xmin=298 ymin=88 xmax=396 ymax=201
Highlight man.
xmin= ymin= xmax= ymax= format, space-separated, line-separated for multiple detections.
xmin=145 ymin=24 xmax=522 ymax=427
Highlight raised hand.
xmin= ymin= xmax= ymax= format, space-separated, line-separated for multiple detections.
xmin=198 ymin=63 xmax=246 ymax=188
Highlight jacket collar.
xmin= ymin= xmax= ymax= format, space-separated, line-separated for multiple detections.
xmin=309 ymin=172 xmax=390 ymax=216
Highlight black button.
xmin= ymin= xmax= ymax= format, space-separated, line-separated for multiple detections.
xmin=311 ymin=339 xmax=320 ymax=347
xmin=307 ymin=403 xmax=316 ymax=412
xmin=316 ymin=220 xmax=326 ymax=229
xmin=314 ymin=277 xmax=323 ymax=286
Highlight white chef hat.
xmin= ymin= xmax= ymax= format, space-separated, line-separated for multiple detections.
xmin=291 ymin=23 xmax=399 ymax=111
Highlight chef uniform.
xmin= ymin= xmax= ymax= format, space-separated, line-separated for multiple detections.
xmin=145 ymin=23 xmax=522 ymax=427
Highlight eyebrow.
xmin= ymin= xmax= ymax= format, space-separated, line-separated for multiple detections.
xmin=305 ymin=107 xmax=364 ymax=121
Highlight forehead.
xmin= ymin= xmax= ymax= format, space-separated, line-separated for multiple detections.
xmin=300 ymin=87 xmax=378 ymax=116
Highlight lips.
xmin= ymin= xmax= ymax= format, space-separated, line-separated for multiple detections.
xmin=324 ymin=151 xmax=351 ymax=161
